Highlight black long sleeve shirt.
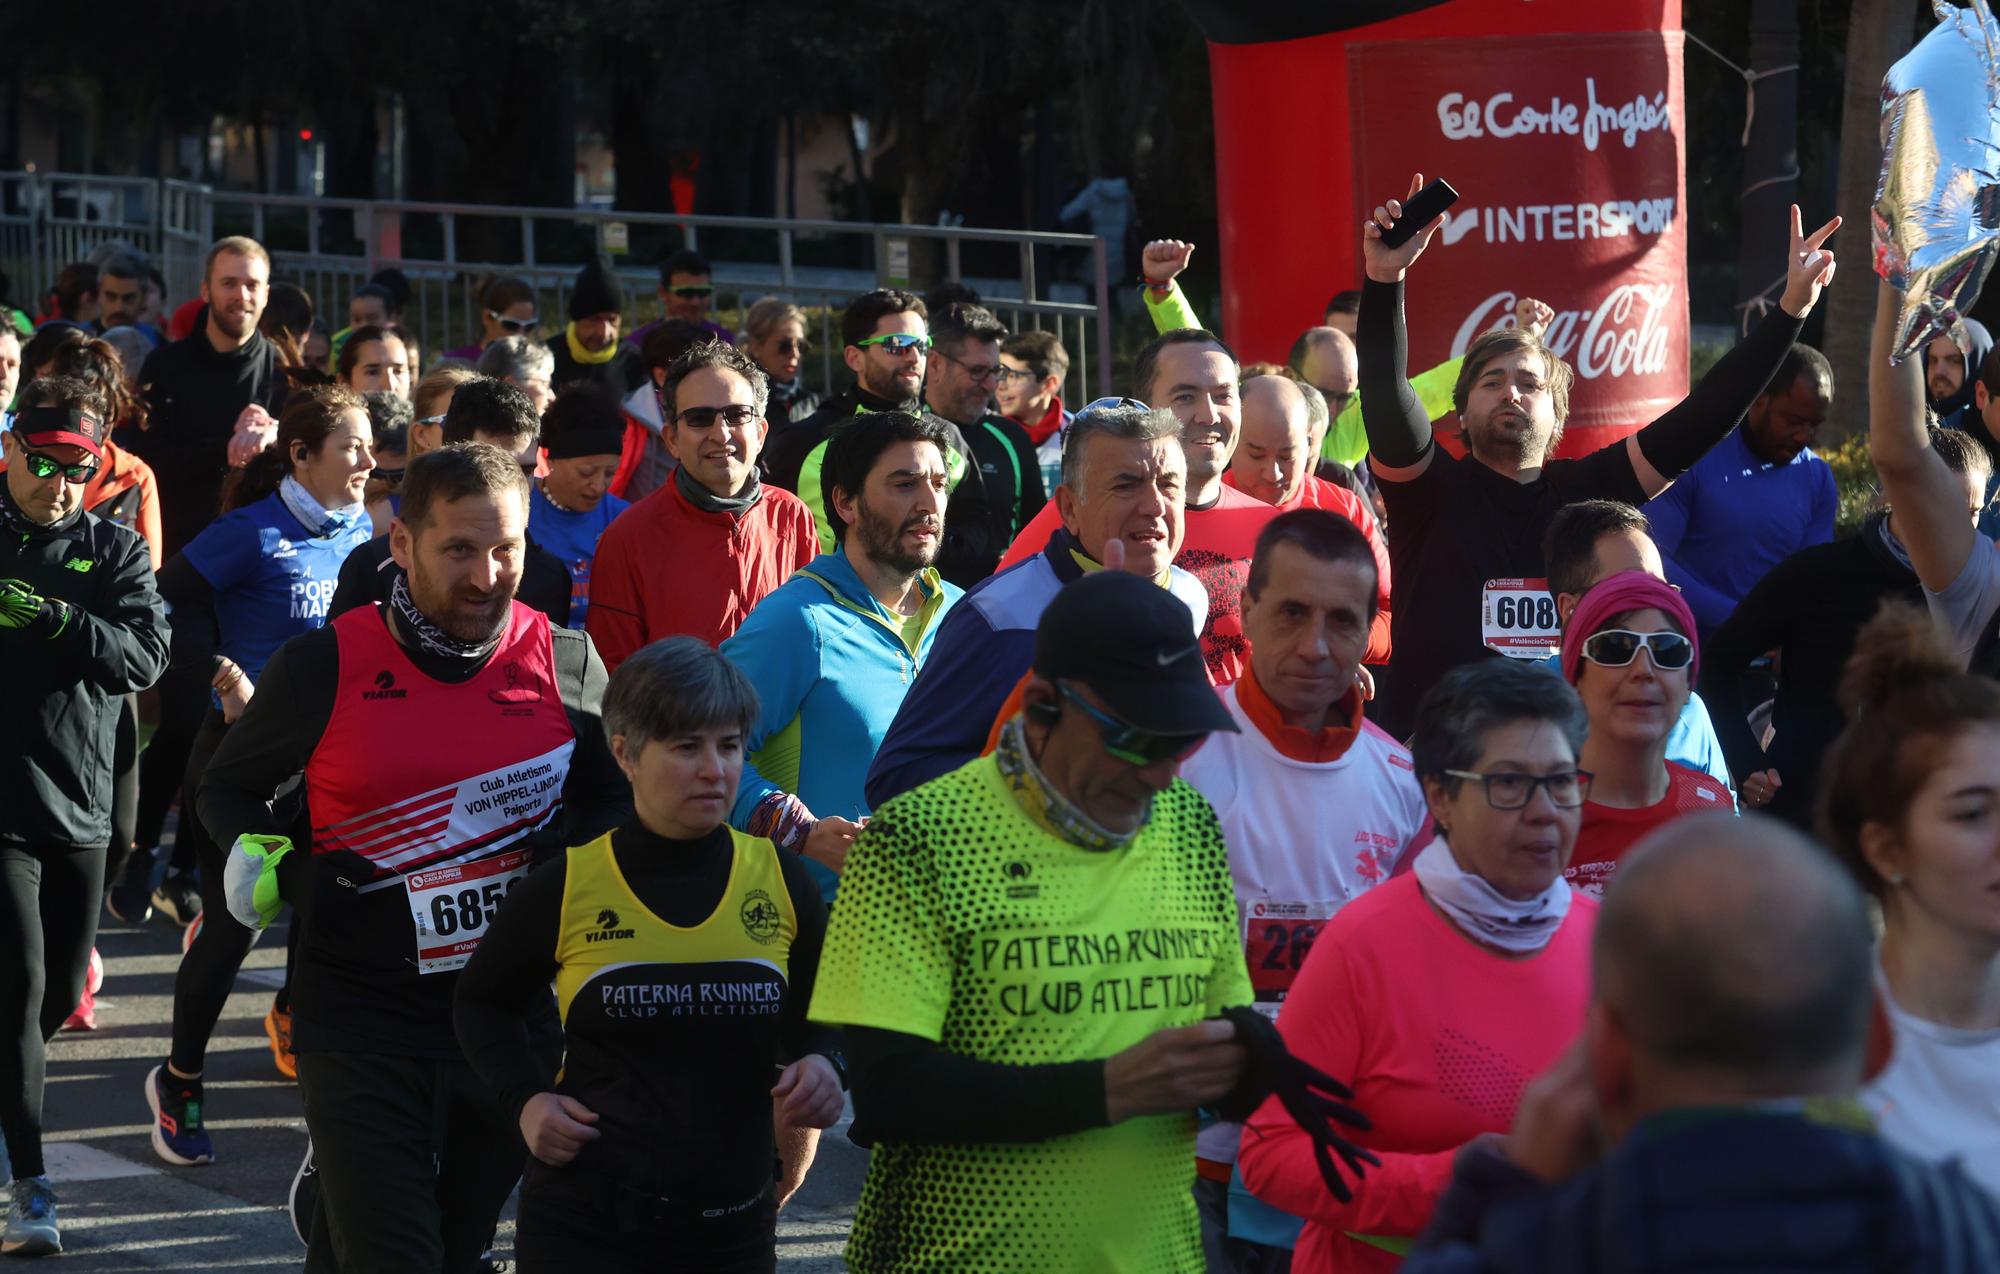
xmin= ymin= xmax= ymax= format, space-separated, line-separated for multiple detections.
xmin=1700 ymin=516 xmax=1922 ymax=829
xmin=1357 ymin=277 xmax=1805 ymax=737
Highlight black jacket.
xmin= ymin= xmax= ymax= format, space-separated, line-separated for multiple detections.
xmin=549 ymin=335 xmax=646 ymax=397
xmin=326 ymin=532 xmax=573 ymax=629
xmin=134 ymin=312 xmax=288 ymax=555
xmin=1700 ymin=516 xmax=1922 ymax=829
xmin=0 ymin=495 xmax=170 ymax=849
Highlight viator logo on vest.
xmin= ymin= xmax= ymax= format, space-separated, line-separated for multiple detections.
xmin=362 ymin=670 xmax=408 ymax=701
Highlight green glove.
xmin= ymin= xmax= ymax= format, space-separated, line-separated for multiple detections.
xmin=223 ymin=834 xmax=298 ymax=930
xmin=0 ymin=578 xmax=43 ymax=629
xmin=0 ymin=578 xmax=69 ymax=637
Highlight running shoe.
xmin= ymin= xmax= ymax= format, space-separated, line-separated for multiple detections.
xmin=0 ymin=1176 xmax=59 ymax=1257
xmin=60 ymin=984 xmax=96 ymax=1033
xmin=151 ymin=872 xmax=203 ymax=926
xmin=264 ymin=1000 xmax=297 ymax=1080
xmin=145 ymin=1065 xmax=213 ymax=1166
xmin=104 ymin=853 xmax=155 ymax=923
xmin=288 ymin=1139 xmax=317 ymax=1247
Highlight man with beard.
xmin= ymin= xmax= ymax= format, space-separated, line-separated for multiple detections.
xmin=203 ymin=441 xmax=626 ymax=1274
xmin=134 ymin=236 xmax=288 ymax=556
xmin=764 ymin=289 xmax=998 ymax=586
xmin=721 ymin=410 xmax=963 ymax=900
xmin=1357 ymin=176 xmax=1839 ymax=738
xmin=587 ymin=341 xmax=818 ymax=667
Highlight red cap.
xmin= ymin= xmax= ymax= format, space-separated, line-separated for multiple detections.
xmin=14 ymin=405 xmax=107 ymax=459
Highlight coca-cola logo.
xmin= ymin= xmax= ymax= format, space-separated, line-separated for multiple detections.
xmin=1450 ymin=285 xmax=1674 ymax=381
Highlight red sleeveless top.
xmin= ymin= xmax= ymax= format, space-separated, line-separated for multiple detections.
xmin=308 ymin=602 xmax=577 ymax=876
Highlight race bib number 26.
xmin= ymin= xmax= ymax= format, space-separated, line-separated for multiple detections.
xmin=1244 ymin=901 xmax=1339 ymax=1000
xmin=1482 ymin=578 xmax=1562 ymax=660
xmin=405 ymin=849 xmax=532 ymax=974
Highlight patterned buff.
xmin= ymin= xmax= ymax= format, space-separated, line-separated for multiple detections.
xmin=277 ymin=474 xmax=368 ymax=540
xmin=387 ymin=570 xmax=504 ymax=664
xmin=747 ymin=790 xmax=814 ymax=852
xmin=992 ymin=716 xmax=1142 ymax=854
xmin=1411 ymin=839 xmax=1572 ymax=954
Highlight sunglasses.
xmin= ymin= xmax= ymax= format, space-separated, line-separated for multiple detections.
xmin=673 ymin=405 xmax=761 ymax=430
xmin=853 ymin=333 xmax=932 ymax=356
xmin=1442 ymin=768 xmax=1594 ymax=810
xmin=1580 ymin=629 xmax=1694 ymax=671
xmin=21 ymin=449 xmax=98 ymax=483
xmin=670 ymin=286 xmax=714 ymax=299
xmin=774 ymin=338 xmax=809 ymax=356
xmin=1057 ymin=684 xmax=1207 ymax=767
xmin=487 ymin=309 xmax=538 ymax=334
xmin=1077 ymin=395 xmax=1150 ymax=415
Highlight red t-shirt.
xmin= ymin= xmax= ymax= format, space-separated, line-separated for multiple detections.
xmin=1568 ymin=761 xmax=1734 ymax=897
xmin=1239 ymin=871 xmax=1597 ymax=1271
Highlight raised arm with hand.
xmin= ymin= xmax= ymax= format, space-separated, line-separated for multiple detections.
xmin=1358 ymin=174 xmax=1451 ymax=474
xmin=1869 ymin=279 xmax=1975 ymax=593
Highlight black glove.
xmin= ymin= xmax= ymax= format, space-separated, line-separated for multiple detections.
xmin=1215 ymin=1004 xmax=1381 ymax=1203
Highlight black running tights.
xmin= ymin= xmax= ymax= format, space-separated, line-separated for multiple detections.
xmin=0 ymin=844 xmax=106 ymax=1181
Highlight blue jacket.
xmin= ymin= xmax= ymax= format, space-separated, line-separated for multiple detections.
xmin=1645 ymin=428 xmax=1837 ymax=636
xmin=1404 ymin=1110 xmax=2000 ymax=1274
xmin=722 ymin=550 xmax=962 ymax=888
xmin=864 ymin=530 xmax=1211 ymax=808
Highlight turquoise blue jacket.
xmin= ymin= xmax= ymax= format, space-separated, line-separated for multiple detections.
xmin=722 ymin=550 xmax=962 ymax=894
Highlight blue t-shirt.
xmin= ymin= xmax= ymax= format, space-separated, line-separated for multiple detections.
xmin=180 ymin=491 xmax=373 ymax=685
xmin=528 ymin=485 xmax=629 ymax=629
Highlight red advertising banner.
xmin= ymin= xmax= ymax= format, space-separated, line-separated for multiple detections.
xmin=1347 ymin=32 xmax=1689 ymax=457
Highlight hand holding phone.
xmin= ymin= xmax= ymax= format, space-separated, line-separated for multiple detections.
xmin=1363 ymin=174 xmax=1459 ymax=283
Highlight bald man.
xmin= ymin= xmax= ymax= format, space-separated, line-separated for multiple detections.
xmin=1226 ymin=375 xmax=1394 ymax=662
xmin=1404 ymin=814 xmax=2000 ymax=1273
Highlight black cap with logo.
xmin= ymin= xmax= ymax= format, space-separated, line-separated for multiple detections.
xmin=1034 ymin=571 xmax=1238 ymax=737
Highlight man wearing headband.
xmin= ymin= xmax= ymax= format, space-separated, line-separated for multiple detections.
xmin=0 ymin=376 xmax=169 ymax=1257
xmin=813 ymin=570 xmax=1256 ymax=1272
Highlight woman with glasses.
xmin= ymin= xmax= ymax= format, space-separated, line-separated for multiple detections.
xmin=1818 ymin=604 xmax=2000 ymax=1198
xmin=141 ymin=386 xmax=376 ymax=1170
xmin=445 ymin=276 xmax=539 ymax=363
xmin=740 ymin=297 xmax=819 ymax=427
xmin=1559 ymin=571 xmax=1732 ymax=897
xmin=1239 ymin=657 xmax=1597 ymax=1273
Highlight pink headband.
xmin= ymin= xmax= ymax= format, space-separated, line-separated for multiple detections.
xmin=1560 ymin=570 xmax=1700 ymax=686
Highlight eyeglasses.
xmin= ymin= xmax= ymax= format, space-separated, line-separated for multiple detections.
xmin=853 ymin=333 xmax=932 ymax=356
xmin=774 ymin=338 xmax=809 ymax=356
xmin=1056 ymin=684 xmax=1207 ymax=767
xmin=673 ymin=405 xmax=761 ymax=431
xmin=487 ymin=309 xmax=538 ymax=334
xmin=21 ymin=449 xmax=98 ymax=483
xmin=936 ymin=349 xmax=1001 ymax=383
xmin=1443 ymin=768 xmax=1594 ymax=810
xmin=1580 ymin=629 xmax=1694 ymax=671
xmin=994 ymin=365 xmax=1037 ymax=385
xmin=669 ymin=286 xmax=714 ymax=299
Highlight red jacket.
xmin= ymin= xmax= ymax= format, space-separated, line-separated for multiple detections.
xmin=585 ymin=478 xmax=817 ymax=669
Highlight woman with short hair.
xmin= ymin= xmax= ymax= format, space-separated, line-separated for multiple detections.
xmin=740 ymin=297 xmax=818 ymax=426
xmin=456 ymin=636 xmax=846 ymax=1272
xmin=1240 ymin=658 xmax=1597 ymax=1271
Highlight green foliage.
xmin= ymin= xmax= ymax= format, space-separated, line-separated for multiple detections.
xmin=1820 ymin=432 xmax=1881 ymax=538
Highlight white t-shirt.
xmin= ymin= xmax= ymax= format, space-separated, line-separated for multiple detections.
xmin=1924 ymin=536 xmax=2000 ymax=666
xmin=1864 ymin=976 xmax=2000 ymax=1199
xmin=1178 ymin=681 xmax=1431 ymax=1163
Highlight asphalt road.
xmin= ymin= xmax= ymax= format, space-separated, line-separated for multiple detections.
xmin=9 ymin=903 xmax=866 ymax=1270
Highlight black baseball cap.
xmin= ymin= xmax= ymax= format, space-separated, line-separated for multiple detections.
xmin=1034 ymin=572 xmax=1238 ymax=737
xmin=13 ymin=404 xmax=106 ymax=459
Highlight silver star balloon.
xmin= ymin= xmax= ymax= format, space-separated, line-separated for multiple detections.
xmin=1873 ymin=0 xmax=2000 ymax=362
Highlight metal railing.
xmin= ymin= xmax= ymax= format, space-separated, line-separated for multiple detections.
xmin=0 ymin=171 xmax=1114 ymax=403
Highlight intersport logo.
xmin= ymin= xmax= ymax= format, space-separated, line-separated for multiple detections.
xmin=1450 ymin=284 xmax=1675 ymax=382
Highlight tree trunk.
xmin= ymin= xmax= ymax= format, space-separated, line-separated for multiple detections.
xmin=1824 ymin=0 xmax=1917 ymax=439
xmin=1734 ymin=0 xmax=1798 ymax=337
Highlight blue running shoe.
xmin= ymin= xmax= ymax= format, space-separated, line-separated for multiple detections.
xmin=1 ymin=1175 xmax=59 ymax=1257
xmin=145 ymin=1065 xmax=214 ymax=1166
